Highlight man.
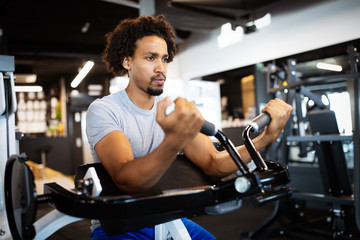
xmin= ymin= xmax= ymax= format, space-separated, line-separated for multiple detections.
xmin=86 ymin=15 xmax=292 ymax=239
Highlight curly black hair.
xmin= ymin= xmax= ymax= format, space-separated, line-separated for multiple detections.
xmin=103 ymin=15 xmax=177 ymax=76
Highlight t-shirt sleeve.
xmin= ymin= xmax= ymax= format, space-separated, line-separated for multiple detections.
xmin=86 ymin=99 xmax=122 ymax=150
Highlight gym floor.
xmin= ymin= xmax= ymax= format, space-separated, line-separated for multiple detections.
xmin=36 ymin=199 xmax=329 ymax=240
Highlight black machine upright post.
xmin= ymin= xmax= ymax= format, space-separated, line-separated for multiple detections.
xmin=348 ymin=45 xmax=360 ymax=233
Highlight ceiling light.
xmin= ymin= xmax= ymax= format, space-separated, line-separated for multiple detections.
xmin=88 ymin=84 xmax=103 ymax=91
xmin=71 ymin=60 xmax=94 ymax=88
xmin=14 ymin=85 xmax=43 ymax=92
xmin=88 ymin=84 xmax=103 ymax=96
xmin=217 ymin=22 xmax=243 ymax=48
xmin=71 ymin=90 xmax=80 ymax=96
xmin=101 ymin=0 xmax=140 ymax=9
xmin=81 ymin=22 xmax=90 ymax=33
xmin=254 ymin=13 xmax=271 ymax=29
xmin=244 ymin=13 xmax=271 ymax=34
xmin=316 ymin=62 xmax=342 ymax=72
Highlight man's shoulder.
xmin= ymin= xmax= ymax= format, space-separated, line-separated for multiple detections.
xmin=87 ymin=91 xmax=124 ymax=118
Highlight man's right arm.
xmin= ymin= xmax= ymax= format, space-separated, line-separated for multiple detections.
xmin=95 ymin=130 xmax=181 ymax=193
xmin=95 ymin=97 xmax=204 ymax=194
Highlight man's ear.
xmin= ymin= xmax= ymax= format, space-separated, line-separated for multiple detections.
xmin=122 ymin=57 xmax=131 ymax=70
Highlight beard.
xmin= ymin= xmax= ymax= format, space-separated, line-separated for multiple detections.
xmin=147 ymin=87 xmax=163 ymax=96
xmin=147 ymin=74 xmax=166 ymax=96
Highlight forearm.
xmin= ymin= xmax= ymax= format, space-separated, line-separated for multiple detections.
xmin=183 ymin=133 xmax=239 ymax=178
xmin=112 ymin=138 xmax=181 ymax=193
xmin=96 ymin=131 xmax=183 ymax=194
xmin=184 ymin=132 xmax=274 ymax=179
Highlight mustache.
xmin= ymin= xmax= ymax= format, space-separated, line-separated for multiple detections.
xmin=151 ymin=73 xmax=166 ymax=82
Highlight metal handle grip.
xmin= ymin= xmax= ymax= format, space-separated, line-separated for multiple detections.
xmin=249 ymin=112 xmax=271 ymax=132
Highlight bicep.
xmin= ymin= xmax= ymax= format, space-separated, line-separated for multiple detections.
xmin=94 ymin=130 xmax=134 ymax=181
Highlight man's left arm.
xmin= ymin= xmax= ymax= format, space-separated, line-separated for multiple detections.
xmin=183 ymin=132 xmax=255 ymax=178
xmin=183 ymin=98 xmax=292 ymax=179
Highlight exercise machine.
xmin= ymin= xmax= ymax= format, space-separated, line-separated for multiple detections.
xmin=0 ymin=55 xmax=17 ymax=239
xmin=251 ymin=45 xmax=360 ymax=239
xmin=4 ymin=111 xmax=292 ymax=239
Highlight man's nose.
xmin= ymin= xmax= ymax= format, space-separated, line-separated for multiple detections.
xmin=155 ymin=59 xmax=166 ymax=73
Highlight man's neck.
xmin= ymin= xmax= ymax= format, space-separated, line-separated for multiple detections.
xmin=125 ymin=87 xmax=155 ymax=110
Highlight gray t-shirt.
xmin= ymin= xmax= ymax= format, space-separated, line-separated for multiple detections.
xmin=86 ymin=90 xmax=165 ymax=232
xmin=86 ymin=90 xmax=165 ymax=163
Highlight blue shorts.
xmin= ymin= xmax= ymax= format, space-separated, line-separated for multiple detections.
xmin=91 ymin=218 xmax=216 ymax=240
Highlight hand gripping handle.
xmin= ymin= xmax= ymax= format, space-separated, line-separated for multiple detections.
xmin=166 ymin=103 xmax=218 ymax=136
xmin=249 ymin=112 xmax=271 ymax=132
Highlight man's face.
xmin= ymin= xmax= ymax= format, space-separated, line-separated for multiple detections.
xmin=125 ymin=35 xmax=169 ymax=96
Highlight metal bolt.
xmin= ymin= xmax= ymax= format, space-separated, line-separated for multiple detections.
xmin=0 ymin=229 xmax=5 ymax=236
xmin=234 ymin=177 xmax=251 ymax=193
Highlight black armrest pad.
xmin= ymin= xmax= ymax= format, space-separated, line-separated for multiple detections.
xmin=74 ymin=154 xmax=216 ymax=197
xmin=74 ymin=162 xmax=125 ymax=196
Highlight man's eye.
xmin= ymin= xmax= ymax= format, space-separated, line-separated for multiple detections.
xmin=162 ymin=57 xmax=169 ymax=62
xmin=147 ymin=56 xmax=154 ymax=60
